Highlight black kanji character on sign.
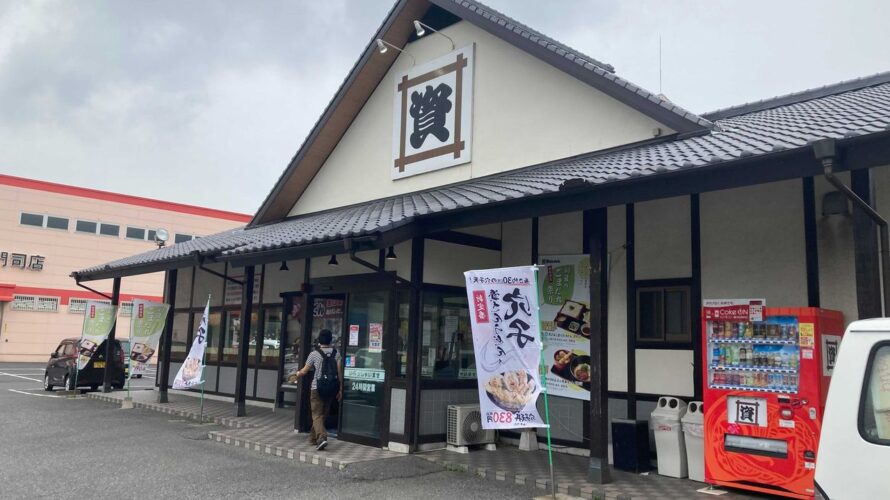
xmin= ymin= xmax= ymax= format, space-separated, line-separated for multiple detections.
xmin=503 ymin=288 xmax=531 ymax=320
xmin=409 ymin=83 xmax=452 ymax=148
xmin=29 ymin=255 xmax=45 ymax=271
xmin=507 ymin=318 xmax=534 ymax=348
xmin=739 ymin=404 xmax=755 ymax=424
xmin=10 ymin=253 xmax=26 ymax=268
xmin=0 ymin=252 xmax=6 ymax=266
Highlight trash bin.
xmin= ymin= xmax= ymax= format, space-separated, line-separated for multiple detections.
xmin=611 ymin=418 xmax=650 ymax=472
xmin=651 ymin=396 xmax=688 ymax=478
xmin=682 ymin=401 xmax=705 ymax=482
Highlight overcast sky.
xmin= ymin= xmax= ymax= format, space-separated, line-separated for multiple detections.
xmin=2 ymin=1 xmax=888 ymax=215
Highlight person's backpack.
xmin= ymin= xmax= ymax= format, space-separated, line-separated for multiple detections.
xmin=315 ymin=348 xmax=340 ymax=400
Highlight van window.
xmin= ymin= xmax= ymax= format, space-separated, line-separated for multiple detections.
xmin=860 ymin=343 xmax=890 ymax=444
xmin=63 ymin=343 xmax=77 ymax=357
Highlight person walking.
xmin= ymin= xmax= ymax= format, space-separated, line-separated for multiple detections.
xmin=295 ymin=329 xmax=342 ymax=451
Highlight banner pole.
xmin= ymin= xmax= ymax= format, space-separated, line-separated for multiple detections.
xmin=533 ymin=266 xmax=557 ymax=500
xmin=199 ymin=294 xmax=210 ymax=423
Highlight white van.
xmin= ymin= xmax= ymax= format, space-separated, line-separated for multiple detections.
xmin=815 ymin=318 xmax=890 ymax=499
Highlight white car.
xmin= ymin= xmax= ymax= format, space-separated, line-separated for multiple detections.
xmin=815 ymin=318 xmax=890 ymax=499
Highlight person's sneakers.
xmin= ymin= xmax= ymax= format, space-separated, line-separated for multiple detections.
xmin=316 ymin=439 xmax=328 ymax=451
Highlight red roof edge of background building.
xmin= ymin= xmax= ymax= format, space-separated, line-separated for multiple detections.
xmin=0 ymin=173 xmax=251 ymax=223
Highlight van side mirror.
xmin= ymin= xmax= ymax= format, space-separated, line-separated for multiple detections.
xmin=50 ymin=352 xmax=59 ymax=358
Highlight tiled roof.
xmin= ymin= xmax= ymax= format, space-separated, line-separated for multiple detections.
xmin=74 ymin=74 xmax=890 ymax=280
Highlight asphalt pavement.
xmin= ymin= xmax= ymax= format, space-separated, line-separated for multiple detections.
xmin=0 ymin=363 xmax=541 ymax=499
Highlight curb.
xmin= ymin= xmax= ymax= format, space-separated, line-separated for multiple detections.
xmin=85 ymin=393 xmax=261 ymax=429
xmin=207 ymin=431 xmax=348 ymax=471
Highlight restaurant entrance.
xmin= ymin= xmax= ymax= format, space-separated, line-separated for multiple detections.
xmin=299 ymin=274 xmax=405 ymax=448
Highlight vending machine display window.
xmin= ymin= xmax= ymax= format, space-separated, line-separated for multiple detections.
xmin=706 ymin=316 xmax=800 ymax=394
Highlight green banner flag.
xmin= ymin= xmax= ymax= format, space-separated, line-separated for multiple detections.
xmin=128 ymin=299 xmax=171 ymax=378
xmin=78 ymin=301 xmax=117 ymax=370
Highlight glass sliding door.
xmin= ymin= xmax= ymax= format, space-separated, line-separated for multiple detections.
xmin=340 ymin=290 xmax=389 ymax=445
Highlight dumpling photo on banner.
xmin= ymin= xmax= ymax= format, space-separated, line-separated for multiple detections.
xmin=464 ymin=266 xmax=545 ymax=430
xmin=173 ymin=300 xmax=209 ymax=390
xmin=127 ymin=299 xmax=170 ymax=378
xmin=78 ymin=301 xmax=118 ymax=370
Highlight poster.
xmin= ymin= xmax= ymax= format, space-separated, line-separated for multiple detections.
xmin=348 ymin=325 xmax=359 ymax=347
xmin=127 ymin=299 xmax=171 ymax=378
xmin=173 ymin=300 xmax=209 ymax=390
xmin=369 ymin=323 xmax=383 ymax=353
xmin=538 ymin=255 xmax=591 ymax=400
xmin=77 ymin=301 xmax=118 ymax=370
xmin=464 ymin=266 xmax=544 ymax=429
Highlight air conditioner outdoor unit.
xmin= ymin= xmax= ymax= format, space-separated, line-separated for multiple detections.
xmin=447 ymin=404 xmax=496 ymax=447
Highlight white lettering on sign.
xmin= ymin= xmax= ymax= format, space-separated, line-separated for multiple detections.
xmin=344 ymin=368 xmax=385 ymax=382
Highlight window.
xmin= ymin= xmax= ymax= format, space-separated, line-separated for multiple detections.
xmin=421 ymin=289 xmax=474 ymax=380
xmin=119 ymin=301 xmax=133 ymax=316
xmin=860 ymin=343 xmax=890 ymax=444
xmin=12 ymin=295 xmax=59 ymax=312
xmin=63 ymin=342 xmax=77 ymax=357
xmin=147 ymin=229 xmax=157 ymax=241
xmin=76 ymin=220 xmax=98 ymax=234
xmin=99 ymin=223 xmax=120 ymax=237
xmin=259 ymin=307 xmax=282 ymax=367
xmin=636 ymin=284 xmax=691 ymax=345
xmin=68 ymin=298 xmax=111 ymax=314
xmin=170 ymin=312 xmax=190 ymax=362
xmin=197 ymin=311 xmax=222 ymax=363
xmin=174 ymin=234 xmax=195 ymax=244
xmin=19 ymin=212 xmax=68 ymax=230
xmin=223 ymin=310 xmax=258 ymax=364
xmin=396 ymin=291 xmax=410 ymax=377
xmin=126 ymin=227 xmax=146 ymax=240
xmin=19 ymin=212 xmax=44 ymax=227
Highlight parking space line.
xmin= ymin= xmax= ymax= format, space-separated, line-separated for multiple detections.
xmin=8 ymin=389 xmax=60 ymax=398
xmin=0 ymin=372 xmax=42 ymax=383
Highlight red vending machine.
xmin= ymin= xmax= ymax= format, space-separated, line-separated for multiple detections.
xmin=701 ymin=300 xmax=844 ymax=499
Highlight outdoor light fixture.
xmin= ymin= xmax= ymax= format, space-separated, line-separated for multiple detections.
xmin=375 ymin=38 xmax=416 ymax=65
xmin=154 ymin=228 xmax=169 ymax=248
xmin=822 ymin=191 xmax=851 ymax=217
xmin=279 ymin=261 xmax=289 ymax=271
xmin=328 ymin=254 xmax=339 ymax=267
xmin=412 ymin=20 xmax=455 ymax=50
xmin=385 ymin=246 xmax=397 ymax=260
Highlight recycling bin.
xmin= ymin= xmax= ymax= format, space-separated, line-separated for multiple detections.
xmin=682 ymin=401 xmax=705 ymax=482
xmin=651 ymin=396 xmax=688 ymax=478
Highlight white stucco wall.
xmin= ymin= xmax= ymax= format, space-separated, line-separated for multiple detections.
xmin=814 ymin=174 xmax=857 ymax=324
xmin=193 ymin=263 xmax=226 ymax=308
xmin=423 ymin=239 xmax=500 ymax=287
xmin=635 ymin=349 xmax=695 ymax=397
xmin=538 ymin=212 xmax=583 ymax=255
xmin=500 ymin=219 xmax=531 ymax=267
xmin=261 ymin=260 xmax=306 ymax=303
xmin=634 ymin=196 xmax=691 ymax=280
xmin=290 ymin=20 xmax=672 ymax=216
xmin=309 ymin=250 xmax=379 ymax=279
xmin=174 ymin=266 xmax=194 ymax=307
xmin=607 ymin=206 xmax=628 ymax=392
xmin=701 ymin=180 xmax=808 ymax=306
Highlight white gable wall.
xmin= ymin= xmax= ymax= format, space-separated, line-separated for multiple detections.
xmin=290 ymin=20 xmax=673 ymax=216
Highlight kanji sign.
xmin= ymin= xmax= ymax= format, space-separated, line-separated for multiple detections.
xmin=727 ymin=396 xmax=768 ymax=428
xmin=392 ymin=44 xmax=474 ymax=179
xmin=0 ymin=251 xmax=44 ymax=271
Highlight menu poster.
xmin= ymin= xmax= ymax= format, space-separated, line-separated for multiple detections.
xmin=348 ymin=325 xmax=360 ymax=347
xmin=77 ymin=301 xmax=118 ymax=370
xmin=127 ymin=299 xmax=171 ymax=378
xmin=464 ymin=266 xmax=545 ymax=430
xmin=538 ymin=255 xmax=591 ymax=400
xmin=369 ymin=323 xmax=383 ymax=353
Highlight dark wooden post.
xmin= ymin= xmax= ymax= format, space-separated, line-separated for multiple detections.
xmin=234 ymin=265 xmax=255 ymax=417
xmin=625 ymin=204 xmax=637 ymax=418
xmin=802 ymin=178 xmax=821 ymax=307
xmin=851 ymin=169 xmax=882 ymax=319
xmin=407 ymin=237 xmax=424 ymax=450
xmin=158 ymin=269 xmax=177 ymax=403
xmin=587 ymin=207 xmax=611 ymax=484
xmin=103 ymin=277 xmax=121 ymax=393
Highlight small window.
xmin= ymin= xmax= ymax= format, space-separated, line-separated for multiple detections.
xmin=46 ymin=216 xmax=69 ymax=230
xmin=68 ymin=298 xmax=88 ymax=313
xmin=37 ymin=297 xmax=60 ymax=312
xmin=174 ymin=234 xmax=194 ymax=244
xmin=119 ymin=301 xmax=133 ymax=317
xmin=126 ymin=227 xmax=146 ymax=240
xmin=76 ymin=220 xmax=98 ymax=234
xmin=20 ymin=213 xmax=44 ymax=227
xmin=636 ymin=284 xmax=691 ymax=345
xmin=63 ymin=343 xmax=77 ymax=357
xmin=147 ymin=229 xmax=157 ymax=241
xmin=99 ymin=223 xmax=120 ymax=237
xmin=860 ymin=343 xmax=890 ymax=445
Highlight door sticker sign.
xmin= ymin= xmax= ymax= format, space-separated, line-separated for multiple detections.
xmin=821 ymin=335 xmax=842 ymax=376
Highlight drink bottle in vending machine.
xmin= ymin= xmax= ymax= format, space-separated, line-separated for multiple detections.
xmin=701 ymin=300 xmax=844 ymax=499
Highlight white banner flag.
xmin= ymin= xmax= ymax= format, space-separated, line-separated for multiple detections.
xmin=78 ymin=301 xmax=118 ymax=370
xmin=128 ymin=299 xmax=170 ymax=378
xmin=464 ymin=266 xmax=545 ymax=429
xmin=173 ymin=300 xmax=209 ymax=390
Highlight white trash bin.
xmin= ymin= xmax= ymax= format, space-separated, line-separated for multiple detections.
xmin=682 ymin=401 xmax=705 ymax=482
xmin=651 ymin=396 xmax=688 ymax=478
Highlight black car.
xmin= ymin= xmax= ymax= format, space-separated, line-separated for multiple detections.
xmin=43 ymin=338 xmax=126 ymax=391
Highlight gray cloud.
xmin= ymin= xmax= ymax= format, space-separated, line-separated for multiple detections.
xmin=1 ymin=0 xmax=888 ymax=215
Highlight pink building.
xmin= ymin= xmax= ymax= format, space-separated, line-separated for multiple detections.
xmin=0 ymin=174 xmax=250 ymax=362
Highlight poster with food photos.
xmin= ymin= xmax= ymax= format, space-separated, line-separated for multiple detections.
xmin=538 ymin=255 xmax=591 ymax=400
xmin=127 ymin=299 xmax=170 ymax=377
xmin=464 ymin=266 xmax=544 ymax=429
xmin=77 ymin=301 xmax=118 ymax=370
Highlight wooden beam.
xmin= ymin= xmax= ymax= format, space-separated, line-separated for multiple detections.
xmin=851 ymin=169 xmax=882 ymax=319
xmin=426 ymin=230 xmax=501 ymax=251
xmin=587 ymin=207 xmax=611 ymax=484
